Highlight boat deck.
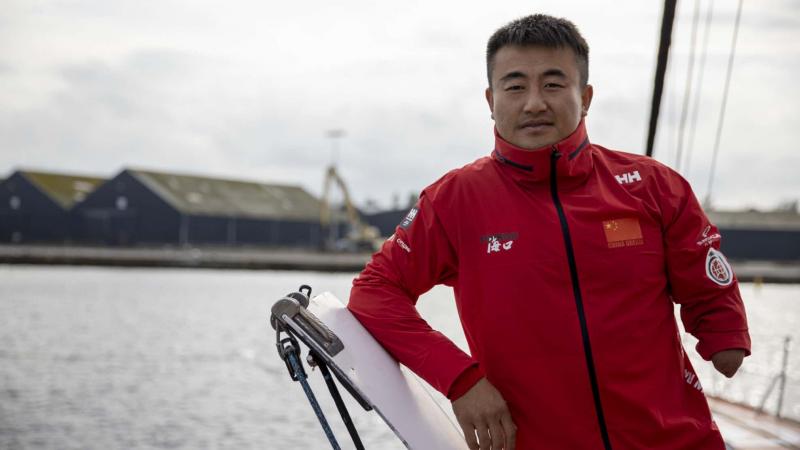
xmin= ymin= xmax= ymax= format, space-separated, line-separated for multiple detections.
xmin=710 ymin=397 xmax=800 ymax=449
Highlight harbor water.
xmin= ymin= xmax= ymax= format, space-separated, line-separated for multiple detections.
xmin=1 ymin=266 xmax=798 ymax=449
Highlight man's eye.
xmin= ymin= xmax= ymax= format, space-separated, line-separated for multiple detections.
xmin=505 ymin=85 xmax=524 ymax=91
xmin=545 ymin=83 xmax=564 ymax=89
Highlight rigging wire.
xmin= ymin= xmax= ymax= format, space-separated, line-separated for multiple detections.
xmin=675 ymin=0 xmax=702 ymax=172
xmin=705 ymin=0 xmax=744 ymax=208
xmin=683 ymin=0 xmax=715 ymax=179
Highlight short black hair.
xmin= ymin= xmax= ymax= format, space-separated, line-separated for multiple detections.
xmin=486 ymin=14 xmax=589 ymax=88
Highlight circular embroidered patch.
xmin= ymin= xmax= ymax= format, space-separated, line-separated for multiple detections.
xmin=705 ymin=248 xmax=733 ymax=286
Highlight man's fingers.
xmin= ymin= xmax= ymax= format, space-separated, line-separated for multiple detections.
xmin=500 ymin=414 xmax=517 ymax=450
xmin=456 ymin=413 xmax=509 ymax=450
xmin=458 ymin=418 xmax=479 ymax=450
xmin=476 ymin=423 xmax=491 ymax=450
xmin=451 ymin=378 xmax=515 ymax=450
xmin=488 ymin=418 xmax=505 ymax=450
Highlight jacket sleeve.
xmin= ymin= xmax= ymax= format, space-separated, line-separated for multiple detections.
xmin=660 ymin=171 xmax=751 ymax=361
xmin=347 ymin=190 xmax=479 ymax=397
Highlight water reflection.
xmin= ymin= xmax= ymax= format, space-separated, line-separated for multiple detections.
xmin=0 ymin=266 xmax=797 ymax=449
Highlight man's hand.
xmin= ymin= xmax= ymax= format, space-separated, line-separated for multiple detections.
xmin=452 ymin=377 xmax=516 ymax=450
xmin=711 ymin=349 xmax=745 ymax=378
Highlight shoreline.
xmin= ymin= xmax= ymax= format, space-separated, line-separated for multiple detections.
xmin=1 ymin=244 xmax=799 ymax=282
xmin=0 ymin=244 xmax=371 ymax=273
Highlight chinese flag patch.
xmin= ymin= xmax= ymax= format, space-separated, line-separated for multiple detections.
xmin=603 ymin=217 xmax=644 ymax=248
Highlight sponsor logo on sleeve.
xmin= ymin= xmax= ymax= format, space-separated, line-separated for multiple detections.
xmin=399 ymin=207 xmax=418 ymax=230
xmin=696 ymin=224 xmax=721 ymax=247
xmin=396 ymin=238 xmax=411 ymax=253
xmin=602 ymin=218 xmax=644 ymax=248
xmin=705 ymin=248 xmax=733 ymax=286
xmin=387 ymin=233 xmax=411 ymax=253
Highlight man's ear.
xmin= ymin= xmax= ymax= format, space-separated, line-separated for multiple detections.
xmin=581 ymin=84 xmax=594 ymax=117
xmin=485 ymin=87 xmax=495 ymax=120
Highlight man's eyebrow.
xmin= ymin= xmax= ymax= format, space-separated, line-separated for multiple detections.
xmin=498 ymin=71 xmax=526 ymax=83
xmin=498 ymin=68 xmax=568 ymax=83
xmin=542 ymin=68 xmax=568 ymax=79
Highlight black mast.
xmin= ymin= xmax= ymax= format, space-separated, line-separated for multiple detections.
xmin=645 ymin=0 xmax=678 ymax=157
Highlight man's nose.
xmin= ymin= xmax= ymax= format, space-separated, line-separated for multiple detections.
xmin=522 ymin=89 xmax=547 ymax=113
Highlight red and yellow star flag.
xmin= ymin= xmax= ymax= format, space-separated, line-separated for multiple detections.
xmin=602 ymin=218 xmax=643 ymax=248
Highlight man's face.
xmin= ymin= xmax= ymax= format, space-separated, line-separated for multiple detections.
xmin=486 ymin=45 xmax=593 ymax=150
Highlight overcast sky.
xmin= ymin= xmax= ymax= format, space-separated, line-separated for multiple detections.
xmin=1 ymin=0 xmax=798 ymax=211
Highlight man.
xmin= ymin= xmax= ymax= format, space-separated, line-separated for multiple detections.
xmin=348 ymin=14 xmax=750 ymax=450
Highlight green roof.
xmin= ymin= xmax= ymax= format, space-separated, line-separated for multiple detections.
xmin=128 ymin=169 xmax=322 ymax=221
xmin=21 ymin=170 xmax=105 ymax=209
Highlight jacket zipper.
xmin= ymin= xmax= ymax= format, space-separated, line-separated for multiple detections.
xmin=550 ymin=149 xmax=613 ymax=450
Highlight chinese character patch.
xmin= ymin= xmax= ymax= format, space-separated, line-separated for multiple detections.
xmin=480 ymin=232 xmax=518 ymax=254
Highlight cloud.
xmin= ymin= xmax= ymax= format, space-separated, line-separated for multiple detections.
xmin=0 ymin=49 xmax=221 ymax=174
xmin=0 ymin=0 xmax=796 ymax=211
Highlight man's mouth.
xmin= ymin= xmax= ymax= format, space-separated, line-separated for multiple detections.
xmin=519 ymin=121 xmax=554 ymax=131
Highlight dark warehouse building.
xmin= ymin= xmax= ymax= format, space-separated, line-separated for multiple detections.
xmin=73 ymin=168 xmax=323 ymax=248
xmin=709 ymin=210 xmax=800 ymax=262
xmin=365 ymin=208 xmax=408 ymax=238
xmin=0 ymin=170 xmax=105 ymax=243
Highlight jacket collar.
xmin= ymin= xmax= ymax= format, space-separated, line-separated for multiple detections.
xmin=492 ymin=120 xmax=593 ymax=186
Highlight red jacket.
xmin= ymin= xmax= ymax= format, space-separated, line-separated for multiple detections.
xmin=348 ymin=121 xmax=750 ymax=449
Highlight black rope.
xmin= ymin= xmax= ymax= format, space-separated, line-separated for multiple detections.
xmin=272 ymin=285 xmax=365 ymax=449
xmin=312 ymin=352 xmax=366 ymax=450
xmin=286 ymin=348 xmax=342 ymax=450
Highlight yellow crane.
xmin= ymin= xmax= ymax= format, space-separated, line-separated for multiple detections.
xmin=320 ymin=165 xmax=382 ymax=252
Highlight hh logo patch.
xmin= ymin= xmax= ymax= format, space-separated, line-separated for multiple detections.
xmin=602 ymin=218 xmax=643 ymax=248
xmin=399 ymin=207 xmax=418 ymax=230
xmin=705 ymin=248 xmax=733 ymax=286
xmin=615 ymin=170 xmax=641 ymax=185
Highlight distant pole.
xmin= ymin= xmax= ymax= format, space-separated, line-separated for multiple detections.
xmin=325 ymin=129 xmax=345 ymax=246
xmin=777 ymin=336 xmax=791 ymax=418
xmin=645 ymin=0 xmax=678 ymax=158
xmin=326 ymin=129 xmax=345 ymax=167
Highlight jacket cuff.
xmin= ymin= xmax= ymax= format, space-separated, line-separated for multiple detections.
xmin=695 ymin=329 xmax=752 ymax=361
xmin=446 ymin=364 xmax=485 ymax=401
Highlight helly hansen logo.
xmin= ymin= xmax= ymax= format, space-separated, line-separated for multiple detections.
xmin=615 ymin=170 xmax=641 ymax=185
xmin=481 ymin=232 xmax=518 ymax=254
xmin=602 ymin=218 xmax=643 ymax=248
